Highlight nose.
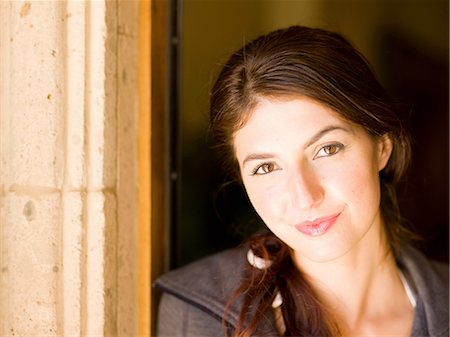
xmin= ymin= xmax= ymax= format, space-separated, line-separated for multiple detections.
xmin=288 ymin=162 xmax=324 ymax=210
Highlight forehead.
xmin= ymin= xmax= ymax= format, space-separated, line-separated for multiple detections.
xmin=233 ymin=97 xmax=348 ymax=146
xmin=251 ymin=97 xmax=342 ymax=127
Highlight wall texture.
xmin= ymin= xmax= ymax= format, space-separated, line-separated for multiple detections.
xmin=0 ymin=1 xmax=141 ymax=335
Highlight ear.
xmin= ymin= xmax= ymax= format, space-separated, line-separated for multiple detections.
xmin=377 ymin=134 xmax=393 ymax=171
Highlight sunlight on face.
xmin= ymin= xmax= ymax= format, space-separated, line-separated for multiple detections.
xmin=233 ymin=97 xmax=392 ymax=265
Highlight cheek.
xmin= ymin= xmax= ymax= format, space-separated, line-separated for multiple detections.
xmin=245 ymin=183 xmax=288 ymax=223
xmin=329 ymin=162 xmax=381 ymax=209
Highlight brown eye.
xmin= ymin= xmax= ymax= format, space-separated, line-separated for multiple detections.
xmin=262 ymin=163 xmax=274 ymax=173
xmin=252 ymin=162 xmax=277 ymax=175
xmin=314 ymin=143 xmax=344 ymax=159
xmin=324 ymin=144 xmax=338 ymax=155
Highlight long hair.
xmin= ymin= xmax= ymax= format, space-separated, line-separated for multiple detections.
xmin=209 ymin=26 xmax=412 ymax=336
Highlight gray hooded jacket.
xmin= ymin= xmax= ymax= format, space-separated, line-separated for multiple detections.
xmin=155 ymin=245 xmax=448 ymax=336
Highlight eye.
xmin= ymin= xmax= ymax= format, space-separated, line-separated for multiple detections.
xmin=251 ymin=162 xmax=277 ymax=175
xmin=314 ymin=143 xmax=344 ymax=159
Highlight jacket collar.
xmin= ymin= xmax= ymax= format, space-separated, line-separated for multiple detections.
xmin=154 ymin=247 xmax=249 ymax=329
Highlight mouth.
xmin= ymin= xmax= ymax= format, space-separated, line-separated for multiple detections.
xmin=294 ymin=213 xmax=340 ymax=237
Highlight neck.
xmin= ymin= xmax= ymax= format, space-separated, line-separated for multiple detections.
xmin=292 ymin=222 xmax=410 ymax=333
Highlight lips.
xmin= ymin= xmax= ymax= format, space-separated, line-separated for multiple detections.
xmin=294 ymin=213 xmax=340 ymax=237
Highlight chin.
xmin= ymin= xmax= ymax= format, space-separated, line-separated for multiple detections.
xmin=300 ymin=251 xmax=344 ymax=263
xmin=293 ymin=241 xmax=353 ymax=264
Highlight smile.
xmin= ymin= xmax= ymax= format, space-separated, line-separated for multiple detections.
xmin=294 ymin=213 xmax=340 ymax=237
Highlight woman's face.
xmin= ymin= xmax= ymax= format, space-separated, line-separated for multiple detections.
xmin=233 ymin=97 xmax=392 ymax=265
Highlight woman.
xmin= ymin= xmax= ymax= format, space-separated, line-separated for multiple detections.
xmin=155 ymin=26 xmax=448 ymax=336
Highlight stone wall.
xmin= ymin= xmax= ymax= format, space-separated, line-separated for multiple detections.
xmin=0 ymin=1 xmax=141 ymax=335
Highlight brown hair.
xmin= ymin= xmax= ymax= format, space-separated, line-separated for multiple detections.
xmin=210 ymin=26 xmax=412 ymax=336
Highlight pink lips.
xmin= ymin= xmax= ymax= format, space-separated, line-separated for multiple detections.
xmin=295 ymin=213 xmax=340 ymax=237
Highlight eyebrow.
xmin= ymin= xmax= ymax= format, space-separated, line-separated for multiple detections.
xmin=241 ymin=125 xmax=350 ymax=167
xmin=304 ymin=125 xmax=351 ymax=148
xmin=242 ymin=153 xmax=277 ymax=167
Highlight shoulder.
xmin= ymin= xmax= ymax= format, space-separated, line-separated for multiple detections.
xmin=155 ymin=246 xmax=247 ymax=302
xmin=154 ymin=246 xmax=248 ymax=329
xmin=399 ymin=245 xmax=448 ymax=289
xmin=429 ymin=259 xmax=449 ymax=285
xmin=156 ymin=245 xmax=247 ymax=283
xmin=398 ymin=245 xmax=449 ymax=336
